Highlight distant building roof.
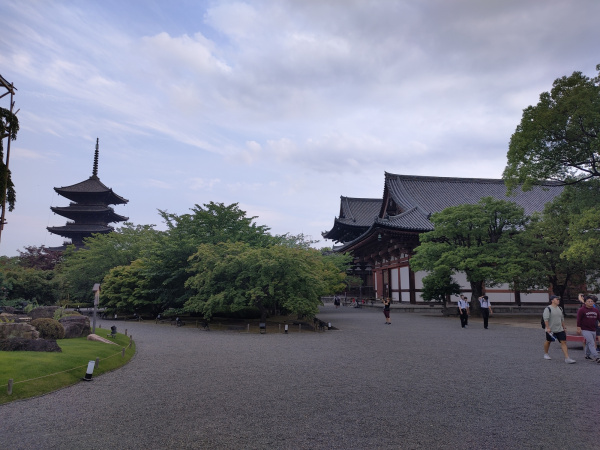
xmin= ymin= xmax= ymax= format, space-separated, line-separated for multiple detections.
xmin=322 ymin=197 xmax=382 ymax=242
xmin=327 ymin=173 xmax=564 ymax=253
xmin=383 ymin=173 xmax=562 ymax=219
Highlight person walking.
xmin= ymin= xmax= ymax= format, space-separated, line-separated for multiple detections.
xmin=478 ymin=295 xmax=493 ymax=329
xmin=576 ymin=294 xmax=600 ymax=363
xmin=383 ymin=298 xmax=391 ymax=325
xmin=457 ymin=295 xmax=470 ymax=328
xmin=543 ymin=295 xmax=576 ymax=364
xmin=577 ymin=293 xmax=600 ymax=351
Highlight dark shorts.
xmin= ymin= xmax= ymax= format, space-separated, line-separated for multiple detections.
xmin=546 ymin=330 xmax=567 ymax=342
xmin=383 ymin=310 xmax=390 ymax=318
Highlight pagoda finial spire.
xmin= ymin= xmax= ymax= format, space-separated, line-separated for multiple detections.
xmin=93 ymin=138 xmax=99 ymax=177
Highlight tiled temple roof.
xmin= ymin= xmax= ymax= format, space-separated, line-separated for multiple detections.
xmin=385 ymin=173 xmax=562 ymax=218
xmin=338 ymin=197 xmax=382 ymax=226
xmin=322 ymin=197 xmax=381 ymax=242
xmin=332 ymin=173 xmax=564 ymax=252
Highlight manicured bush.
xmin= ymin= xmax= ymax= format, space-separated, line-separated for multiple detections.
xmin=30 ymin=318 xmax=65 ymax=340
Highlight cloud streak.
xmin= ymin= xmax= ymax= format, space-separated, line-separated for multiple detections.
xmin=0 ymin=0 xmax=598 ymax=254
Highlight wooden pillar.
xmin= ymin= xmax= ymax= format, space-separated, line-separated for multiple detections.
xmin=409 ymin=266 xmax=416 ymax=304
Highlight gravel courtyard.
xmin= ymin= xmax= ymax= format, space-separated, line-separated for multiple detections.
xmin=0 ymin=304 xmax=597 ymax=449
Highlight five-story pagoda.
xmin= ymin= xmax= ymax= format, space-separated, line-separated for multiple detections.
xmin=47 ymin=139 xmax=128 ymax=249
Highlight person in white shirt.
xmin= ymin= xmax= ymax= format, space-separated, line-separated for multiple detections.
xmin=478 ymin=295 xmax=493 ymax=329
xmin=457 ymin=295 xmax=470 ymax=328
xmin=543 ymin=295 xmax=576 ymax=364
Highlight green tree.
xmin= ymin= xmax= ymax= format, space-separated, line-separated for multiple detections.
xmin=420 ymin=267 xmax=461 ymax=306
xmin=504 ymin=64 xmax=600 ymax=192
xmin=519 ymin=182 xmax=600 ymax=302
xmin=410 ymin=197 xmax=531 ymax=307
xmin=185 ymin=242 xmax=346 ymax=322
xmin=57 ymin=223 xmax=158 ymax=302
xmin=144 ymin=202 xmax=274 ymax=310
xmin=2 ymin=266 xmax=58 ymax=305
xmin=100 ymin=259 xmax=154 ymax=315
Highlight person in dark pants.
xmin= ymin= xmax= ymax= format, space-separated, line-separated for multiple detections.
xmin=478 ymin=295 xmax=493 ymax=329
xmin=457 ymin=295 xmax=470 ymax=328
xmin=383 ymin=298 xmax=391 ymax=325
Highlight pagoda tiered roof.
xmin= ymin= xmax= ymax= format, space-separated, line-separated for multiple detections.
xmin=47 ymin=139 xmax=129 ymax=248
xmin=54 ymin=175 xmax=128 ymax=205
xmin=50 ymin=204 xmax=128 ymax=222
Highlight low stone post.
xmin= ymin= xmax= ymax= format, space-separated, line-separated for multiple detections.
xmin=7 ymin=379 xmax=13 ymax=395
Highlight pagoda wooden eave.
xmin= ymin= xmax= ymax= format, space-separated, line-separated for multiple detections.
xmin=50 ymin=205 xmax=128 ymax=222
xmin=54 ymin=175 xmax=128 ymax=205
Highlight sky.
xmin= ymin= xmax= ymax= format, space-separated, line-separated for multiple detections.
xmin=0 ymin=0 xmax=599 ymax=256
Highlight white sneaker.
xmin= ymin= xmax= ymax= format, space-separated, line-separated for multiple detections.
xmin=565 ymin=358 xmax=576 ymax=364
xmin=543 ymin=354 xmax=551 ymax=360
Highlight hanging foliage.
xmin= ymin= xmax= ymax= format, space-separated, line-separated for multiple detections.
xmin=0 ymin=106 xmax=19 ymax=211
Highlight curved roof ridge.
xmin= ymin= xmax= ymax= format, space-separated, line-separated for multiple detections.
xmin=386 ymin=174 xmax=422 ymax=212
xmin=385 ymin=172 xmax=563 ymax=187
xmin=342 ymin=196 xmax=354 ymax=221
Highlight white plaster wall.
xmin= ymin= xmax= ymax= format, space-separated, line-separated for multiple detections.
xmin=414 ymin=271 xmax=426 ymax=289
xmin=391 ymin=268 xmax=399 ymax=290
xmin=400 ymin=266 xmax=410 ymax=290
xmin=520 ymin=292 xmax=550 ymax=303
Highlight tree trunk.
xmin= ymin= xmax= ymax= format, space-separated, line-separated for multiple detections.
xmin=256 ymin=300 xmax=267 ymax=323
xmin=469 ymin=280 xmax=485 ymax=315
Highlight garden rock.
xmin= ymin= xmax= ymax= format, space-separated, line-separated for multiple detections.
xmin=0 ymin=322 xmax=39 ymax=339
xmin=1 ymin=306 xmax=15 ymax=314
xmin=30 ymin=306 xmax=60 ymax=320
xmin=0 ymin=337 xmax=61 ymax=352
xmin=59 ymin=315 xmax=91 ymax=338
xmin=87 ymin=333 xmax=118 ymax=345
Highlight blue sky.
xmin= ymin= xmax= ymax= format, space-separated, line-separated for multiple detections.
xmin=0 ymin=0 xmax=599 ymax=256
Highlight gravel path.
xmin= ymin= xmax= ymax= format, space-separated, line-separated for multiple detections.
xmin=0 ymin=305 xmax=597 ymax=449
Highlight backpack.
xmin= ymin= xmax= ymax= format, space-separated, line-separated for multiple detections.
xmin=541 ymin=306 xmax=563 ymax=329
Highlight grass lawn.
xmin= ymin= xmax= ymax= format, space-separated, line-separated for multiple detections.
xmin=0 ymin=333 xmax=135 ymax=405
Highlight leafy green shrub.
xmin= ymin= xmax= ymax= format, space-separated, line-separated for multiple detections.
xmin=53 ymin=308 xmax=81 ymax=321
xmin=161 ymin=308 xmax=185 ymax=318
xmin=24 ymin=302 xmax=40 ymax=314
xmin=30 ymin=318 xmax=65 ymax=339
xmin=0 ymin=298 xmax=24 ymax=308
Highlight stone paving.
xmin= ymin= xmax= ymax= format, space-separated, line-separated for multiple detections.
xmin=0 ymin=304 xmax=597 ymax=449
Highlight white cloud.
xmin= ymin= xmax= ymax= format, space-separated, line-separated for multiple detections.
xmin=0 ymin=0 xmax=599 ymax=255
xmin=188 ymin=178 xmax=221 ymax=191
xmin=143 ymin=179 xmax=174 ymax=190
